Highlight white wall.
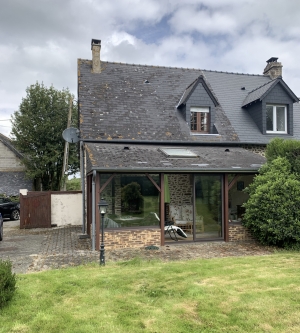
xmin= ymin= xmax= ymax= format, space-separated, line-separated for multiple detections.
xmin=51 ymin=193 xmax=82 ymax=226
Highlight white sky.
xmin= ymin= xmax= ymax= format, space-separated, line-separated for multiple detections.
xmin=1 ymin=0 xmax=300 ymax=137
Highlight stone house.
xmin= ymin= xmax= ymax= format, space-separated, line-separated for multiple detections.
xmin=0 ymin=133 xmax=32 ymax=196
xmin=78 ymin=39 xmax=299 ymax=250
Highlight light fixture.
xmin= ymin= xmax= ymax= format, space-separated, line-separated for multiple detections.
xmin=98 ymin=197 xmax=108 ymax=266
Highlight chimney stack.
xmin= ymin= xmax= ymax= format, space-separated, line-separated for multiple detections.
xmin=263 ymin=57 xmax=282 ymax=79
xmin=91 ymin=39 xmax=101 ymax=73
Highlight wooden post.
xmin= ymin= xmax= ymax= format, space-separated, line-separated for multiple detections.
xmin=160 ymin=173 xmax=165 ymax=246
xmin=224 ymin=174 xmax=229 ymax=242
xmin=87 ymin=175 xmax=91 ymax=237
xmin=95 ymin=172 xmax=100 ymax=251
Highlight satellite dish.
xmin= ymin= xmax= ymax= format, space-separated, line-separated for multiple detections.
xmin=62 ymin=127 xmax=80 ymax=143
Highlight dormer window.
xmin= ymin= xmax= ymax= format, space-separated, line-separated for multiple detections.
xmin=190 ymin=107 xmax=210 ymax=133
xmin=266 ymin=105 xmax=287 ymax=134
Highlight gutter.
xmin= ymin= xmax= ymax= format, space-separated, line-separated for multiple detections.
xmin=81 ymin=139 xmax=266 ymax=146
xmin=88 ymin=167 xmax=262 ymax=174
xmin=80 ymin=141 xmax=86 ymax=234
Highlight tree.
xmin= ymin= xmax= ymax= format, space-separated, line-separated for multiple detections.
xmin=243 ymin=157 xmax=300 ymax=249
xmin=121 ymin=182 xmax=144 ymax=212
xmin=11 ymin=82 xmax=79 ymax=191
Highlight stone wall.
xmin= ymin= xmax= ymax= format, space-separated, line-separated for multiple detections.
xmin=168 ymin=174 xmax=192 ymax=205
xmin=100 ymin=227 xmax=161 ymax=249
xmin=228 ymin=222 xmax=254 ymax=241
xmin=242 ymin=144 xmax=266 ymax=157
xmin=0 ymin=141 xmax=24 ymax=171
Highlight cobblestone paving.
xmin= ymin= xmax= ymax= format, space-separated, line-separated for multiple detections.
xmin=3 ymin=225 xmax=274 ymax=273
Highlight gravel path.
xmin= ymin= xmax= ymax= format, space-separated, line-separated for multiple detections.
xmin=1 ymin=222 xmax=274 ymax=274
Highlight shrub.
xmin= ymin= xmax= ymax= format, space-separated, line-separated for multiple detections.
xmin=66 ymin=178 xmax=81 ymax=191
xmin=266 ymin=138 xmax=300 ymax=174
xmin=0 ymin=260 xmax=16 ymax=308
xmin=243 ymin=157 xmax=300 ymax=249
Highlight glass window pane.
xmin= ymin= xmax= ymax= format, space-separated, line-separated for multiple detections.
xmin=266 ymin=106 xmax=274 ymax=131
xmin=190 ymin=112 xmax=197 ymax=130
xmin=276 ymin=106 xmax=286 ymax=131
xmin=100 ymin=174 xmax=160 ymax=228
xmin=200 ymin=113 xmax=208 ymax=132
xmin=228 ymin=174 xmax=255 ymax=222
xmin=195 ymin=175 xmax=222 ymax=239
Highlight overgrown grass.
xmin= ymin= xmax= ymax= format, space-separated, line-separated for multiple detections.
xmin=1 ymin=253 xmax=300 ymax=332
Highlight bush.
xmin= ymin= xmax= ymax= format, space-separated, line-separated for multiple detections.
xmin=66 ymin=178 xmax=81 ymax=191
xmin=0 ymin=260 xmax=16 ymax=308
xmin=243 ymin=157 xmax=300 ymax=249
xmin=266 ymin=138 xmax=300 ymax=174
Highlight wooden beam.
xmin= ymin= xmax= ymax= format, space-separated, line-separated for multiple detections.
xmin=160 ymin=173 xmax=165 ymax=246
xmin=95 ymin=172 xmax=100 ymax=251
xmin=224 ymin=174 xmax=229 ymax=242
xmin=145 ymin=173 xmax=161 ymax=192
xmin=86 ymin=175 xmax=91 ymax=237
xmin=99 ymin=173 xmax=116 ymax=194
xmin=228 ymin=174 xmax=240 ymax=191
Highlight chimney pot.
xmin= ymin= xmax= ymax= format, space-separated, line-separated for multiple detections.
xmin=263 ymin=57 xmax=282 ymax=79
xmin=91 ymin=39 xmax=101 ymax=73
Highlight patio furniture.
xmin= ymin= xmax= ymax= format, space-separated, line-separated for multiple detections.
xmin=169 ymin=204 xmax=205 ymax=234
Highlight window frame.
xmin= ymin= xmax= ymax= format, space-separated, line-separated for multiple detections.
xmin=190 ymin=107 xmax=210 ymax=133
xmin=266 ymin=104 xmax=287 ymax=134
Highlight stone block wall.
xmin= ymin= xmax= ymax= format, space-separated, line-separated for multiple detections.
xmin=0 ymin=141 xmax=24 ymax=171
xmin=168 ymin=174 xmax=192 ymax=205
xmin=228 ymin=222 xmax=254 ymax=241
xmin=100 ymin=227 xmax=161 ymax=250
xmin=242 ymin=144 xmax=266 ymax=157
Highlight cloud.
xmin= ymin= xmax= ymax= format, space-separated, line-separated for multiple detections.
xmin=1 ymin=0 xmax=300 ymax=138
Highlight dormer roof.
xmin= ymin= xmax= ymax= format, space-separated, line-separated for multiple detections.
xmin=177 ymin=75 xmax=219 ymax=108
xmin=242 ymin=77 xmax=299 ymax=107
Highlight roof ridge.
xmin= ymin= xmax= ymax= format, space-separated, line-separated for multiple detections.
xmin=201 ymin=69 xmax=267 ymax=77
xmin=80 ymin=58 xmax=268 ymax=76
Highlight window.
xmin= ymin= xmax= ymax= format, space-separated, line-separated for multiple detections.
xmin=159 ymin=148 xmax=198 ymax=158
xmin=190 ymin=107 xmax=209 ymax=133
xmin=266 ymin=105 xmax=287 ymax=133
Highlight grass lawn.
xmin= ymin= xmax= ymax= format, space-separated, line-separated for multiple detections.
xmin=1 ymin=252 xmax=300 ymax=332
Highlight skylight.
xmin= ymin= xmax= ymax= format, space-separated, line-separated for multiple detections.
xmin=159 ymin=148 xmax=198 ymax=158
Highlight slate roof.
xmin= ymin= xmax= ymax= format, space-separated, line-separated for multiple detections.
xmin=201 ymin=70 xmax=300 ymax=143
xmin=242 ymin=77 xmax=299 ymax=107
xmin=242 ymin=79 xmax=277 ymax=107
xmin=78 ymin=60 xmax=238 ymax=143
xmin=78 ymin=59 xmax=300 ymax=145
xmin=85 ymin=143 xmax=266 ymax=173
xmin=0 ymin=171 xmax=32 ymax=196
xmin=177 ymin=75 xmax=219 ymax=107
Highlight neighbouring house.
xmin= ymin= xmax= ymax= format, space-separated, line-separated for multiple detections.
xmin=78 ymin=39 xmax=299 ymax=250
xmin=0 ymin=133 xmax=33 ymax=196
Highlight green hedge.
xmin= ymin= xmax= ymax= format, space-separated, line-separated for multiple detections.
xmin=243 ymin=157 xmax=300 ymax=249
xmin=0 ymin=260 xmax=16 ymax=308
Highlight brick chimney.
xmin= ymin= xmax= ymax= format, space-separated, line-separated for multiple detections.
xmin=263 ymin=57 xmax=282 ymax=79
xmin=91 ymin=39 xmax=101 ymax=73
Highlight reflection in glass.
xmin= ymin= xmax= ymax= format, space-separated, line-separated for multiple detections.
xmin=276 ymin=106 xmax=285 ymax=131
xmin=266 ymin=105 xmax=273 ymax=131
xmin=100 ymin=174 xmax=160 ymax=228
xmin=195 ymin=175 xmax=222 ymax=239
xmin=228 ymin=174 xmax=255 ymax=222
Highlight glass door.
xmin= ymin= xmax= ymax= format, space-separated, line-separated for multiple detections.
xmin=194 ymin=174 xmax=223 ymax=240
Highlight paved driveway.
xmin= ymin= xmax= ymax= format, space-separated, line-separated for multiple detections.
xmin=1 ymin=220 xmax=274 ymax=274
xmin=0 ymin=220 xmax=96 ymax=274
